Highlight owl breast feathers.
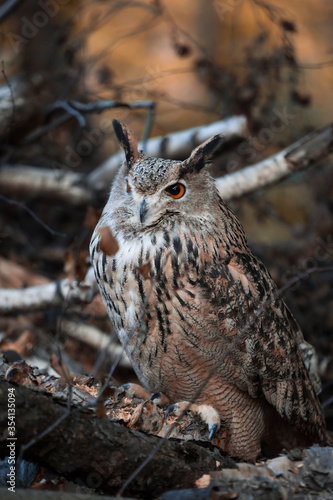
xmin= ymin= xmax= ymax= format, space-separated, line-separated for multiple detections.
xmin=90 ymin=119 xmax=330 ymax=461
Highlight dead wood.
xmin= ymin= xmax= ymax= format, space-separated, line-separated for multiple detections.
xmin=215 ymin=122 xmax=333 ymax=200
xmin=0 ymin=266 xmax=97 ymax=315
xmin=0 ymin=117 xmax=248 ymax=205
xmin=0 ymin=378 xmax=233 ymax=498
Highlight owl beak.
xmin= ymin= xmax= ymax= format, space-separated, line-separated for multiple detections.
xmin=139 ymin=198 xmax=148 ymax=224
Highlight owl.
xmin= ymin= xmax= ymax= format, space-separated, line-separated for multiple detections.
xmin=90 ymin=120 xmax=329 ymax=461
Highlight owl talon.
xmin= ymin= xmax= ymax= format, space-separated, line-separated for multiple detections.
xmin=164 ymin=403 xmax=177 ymax=420
xmin=150 ymin=392 xmax=161 ymax=401
xmin=164 ymin=401 xmax=220 ymax=440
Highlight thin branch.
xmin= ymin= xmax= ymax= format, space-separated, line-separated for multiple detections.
xmin=58 ymin=99 xmax=155 ymax=115
xmin=0 ymin=195 xmax=65 ymax=237
xmin=22 ymin=100 xmax=155 ymax=145
xmin=0 ymin=0 xmax=25 ymax=23
xmin=48 ymin=101 xmax=87 ymax=129
xmin=21 ymin=112 xmax=73 ymax=145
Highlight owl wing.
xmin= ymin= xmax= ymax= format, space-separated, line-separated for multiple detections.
xmin=201 ymin=249 xmax=327 ymax=441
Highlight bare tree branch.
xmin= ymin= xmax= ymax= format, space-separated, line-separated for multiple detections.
xmin=215 ymin=122 xmax=333 ymax=200
xmin=1 ymin=120 xmax=332 ymax=208
xmin=0 ymin=267 xmax=97 ymax=314
xmin=0 ymin=167 xmax=91 ymax=205
xmin=88 ymin=115 xmax=249 ymax=192
xmin=0 ymin=117 xmax=248 ymax=205
xmin=60 ymin=319 xmax=131 ymax=369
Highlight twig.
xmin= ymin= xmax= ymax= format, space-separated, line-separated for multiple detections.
xmin=21 ymin=112 xmax=73 ymax=145
xmin=0 ymin=194 xmax=65 ymax=237
xmin=22 ymin=100 xmax=156 ymax=145
xmin=58 ymin=99 xmax=155 ymax=115
xmin=0 ymin=0 xmax=25 ymax=23
xmin=47 ymin=101 xmax=87 ymax=129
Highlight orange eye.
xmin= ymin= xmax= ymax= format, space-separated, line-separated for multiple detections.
xmin=126 ymin=182 xmax=131 ymax=193
xmin=165 ymin=183 xmax=186 ymax=199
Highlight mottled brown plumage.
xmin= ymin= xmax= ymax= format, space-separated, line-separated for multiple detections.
xmin=90 ymin=120 xmax=329 ymax=461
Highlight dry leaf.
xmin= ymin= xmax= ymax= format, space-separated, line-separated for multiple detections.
xmin=0 ymin=330 xmax=34 ymax=358
xmin=77 ymin=250 xmax=89 ymax=283
xmin=195 ymin=474 xmax=211 ymax=488
xmin=137 ymin=262 xmax=151 ymax=279
xmin=64 ymin=248 xmax=89 ymax=284
xmin=128 ymin=400 xmax=163 ymax=434
xmin=98 ymin=226 xmax=119 ymax=256
xmin=64 ymin=250 xmax=76 ymax=283
xmin=5 ymin=360 xmax=36 ymax=386
xmin=0 ymin=256 xmax=49 ymax=288
xmin=95 ymin=399 xmax=107 ymax=418
xmin=84 ymin=206 xmax=101 ymax=228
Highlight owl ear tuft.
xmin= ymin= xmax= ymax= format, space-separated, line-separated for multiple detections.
xmin=112 ymin=120 xmax=140 ymax=167
xmin=183 ymin=135 xmax=223 ymax=172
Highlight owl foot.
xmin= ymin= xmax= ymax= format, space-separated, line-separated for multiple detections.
xmin=164 ymin=402 xmax=220 ymax=440
xmin=116 ymin=383 xmax=170 ymax=405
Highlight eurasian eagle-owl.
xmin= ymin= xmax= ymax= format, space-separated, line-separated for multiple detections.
xmin=90 ymin=120 xmax=329 ymax=460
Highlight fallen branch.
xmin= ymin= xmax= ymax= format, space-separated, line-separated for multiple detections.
xmin=0 ymin=267 xmax=97 ymax=314
xmin=0 ymin=167 xmax=91 ymax=205
xmin=0 ymin=121 xmax=333 ymax=315
xmin=0 ymin=116 xmax=248 ymax=205
xmin=0 ymin=378 xmax=230 ymax=497
xmin=1 ymin=120 xmax=332 ymax=206
xmin=88 ymin=115 xmax=248 ymax=192
xmin=215 ymin=122 xmax=333 ymax=200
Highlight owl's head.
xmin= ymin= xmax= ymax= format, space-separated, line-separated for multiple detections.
xmin=109 ymin=120 xmax=223 ymax=228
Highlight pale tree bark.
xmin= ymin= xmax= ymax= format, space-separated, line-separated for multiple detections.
xmin=215 ymin=123 xmax=333 ymax=200
xmin=0 ymin=116 xmax=248 ymax=205
xmin=0 ymin=267 xmax=97 ymax=314
xmin=0 ymin=123 xmax=332 ymax=315
xmin=0 ymin=120 xmax=331 ymax=206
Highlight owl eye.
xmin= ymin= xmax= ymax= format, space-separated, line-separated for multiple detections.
xmin=165 ymin=183 xmax=186 ymax=199
xmin=126 ymin=182 xmax=131 ymax=193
